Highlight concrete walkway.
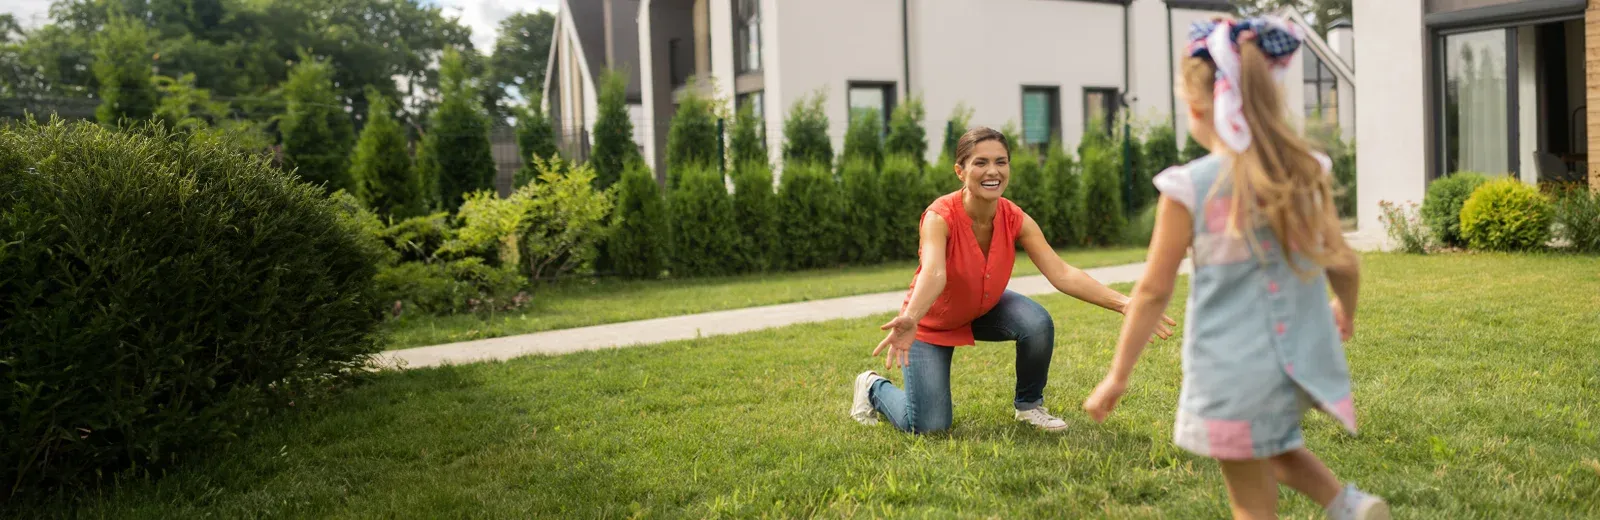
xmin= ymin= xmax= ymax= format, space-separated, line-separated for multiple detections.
xmin=380 ymin=260 xmax=1190 ymax=369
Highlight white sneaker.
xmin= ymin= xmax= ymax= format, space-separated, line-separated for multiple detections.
xmin=1014 ymin=406 xmax=1069 ymax=432
xmin=851 ymin=371 xmax=887 ymax=425
xmin=1327 ymin=484 xmax=1390 ymax=520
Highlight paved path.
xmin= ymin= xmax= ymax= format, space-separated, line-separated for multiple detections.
xmin=380 ymin=260 xmax=1190 ymax=369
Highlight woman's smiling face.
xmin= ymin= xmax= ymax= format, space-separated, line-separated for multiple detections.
xmin=957 ymin=139 xmax=1010 ymax=202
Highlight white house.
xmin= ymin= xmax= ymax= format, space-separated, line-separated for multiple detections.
xmin=1351 ymin=0 xmax=1598 ymax=240
xmin=545 ymin=0 xmax=1355 ymax=185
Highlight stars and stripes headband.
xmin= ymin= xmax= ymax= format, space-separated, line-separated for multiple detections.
xmin=1186 ymin=17 xmax=1304 ymax=153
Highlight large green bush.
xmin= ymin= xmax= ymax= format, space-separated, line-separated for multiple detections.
xmin=92 ymin=16 xmax=157 ymax=126
xmin=350 ymin=91 xmax=420 ymax=217
xmin=885 ymin=96 xmax=927 ymax=161
xmin=1122 ymin=129 xmax=1151 ymax=215
xmin=782 ymin=90 xmax=833 ymax=168
xmin=730 ymin=161 xmax=782 ymax=272
xmin=1459 ymin=179 xmax=1553 ymax=252
xmin=1006 ymin=141 xmax=1053 ymax=241
xmin=1553 ymin=187 xmax=1600 ymax=254
xmin=608 ymin=160 xmax=670 ymax=278
xmin=0 ymin=120 xmax=387 ymax=495
xmin=779 ymin=161 xmax=847 ymax=269
xmin=728 ymin=98 xmax=767 ymax=168
xmin=1044 ymin=141 xmax=1083 ymax=248
xmin=842 ymin=108 xmax=884 ymax=169
xmin=1421 ymin=172 xmax=1489 ymax=248
xmin=666 ymin=87 xmax=720 ymax=188
xmin=879 ymin=155 xmax=928 ymax=260
xmin=669 ymin=165 xmax=739 ymax=277
xmin=1333 ymin=147 xmax=1357 ymax=220
xmin=280 ymin=54 xmax=356 ymax=193
xmin=1080 ymin=136 xmax=1126 ymax=246
xmin=590 ymin=70 xmax=636 ymax=191
xmin=840 ymin=157 xmax=886 ymax=264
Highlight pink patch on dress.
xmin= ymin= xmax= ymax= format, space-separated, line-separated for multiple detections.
xmin=1322 ymin=396 xmax=1357 ymax=433
xmin=1276 ymin=322 xmax=1287 ymax=336
xmin=1268 ymin=281 xmax=1280 ymax=294
xmin=1204 ymin=197 xmax=1234 ymax=234
xmin=1284 ymin=362 xmax=1294 ymax=375
xmin=1206 ymin=419 xmax=1255 ymax=459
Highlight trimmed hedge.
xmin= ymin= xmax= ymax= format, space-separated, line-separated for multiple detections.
xmin=880 ymin=155 xmax=929 ymax=260
xmin=0 ymin=120 xmax=387 ymax=495
xmin=1422 ymin=172 xmax=1489 ymax=248
xmin=1081 ymin=135 xmax=1126 ymax=246
xmin=375 ymin=258 xmax=527 ymax=316
xmin=843 ymin=108 xmax=885 ymax=169
xmin=1007 ymin=142 xmax=1053 ymax=241
xmin=669 ymin=165 xmax=740 ymax=277
xmin=665 ymin=88 xmax=720 ymax=188
xmin=731 ymin=161 xmax=782 ymax=272
xmin=1460 ymin=179 xmax=1553 ymax=252
xmin=591 ymin=70 xmax=637 ymax=191
xmin=782 ymin=91 xmax=833 ymax=167
xmin=607 ymin=160 xmax=670 ymax=278
xmin=778 ymin=161 xmax=847 ymax=269
xmin=841 ymin=157 xmax=886 ymax=264
xmin=349 ymin=91 xmax=420 ymax=217
xmin=885 ymin=96 xmax=927 ymax=161
xmin=1045 ymin=141 xmax=1084 ymax=248
xmin=729 ymin=99 xmax=767 ymax=168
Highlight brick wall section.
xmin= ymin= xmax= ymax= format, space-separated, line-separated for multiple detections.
xmin=1589 ymin=1 xmax=1600 ymax=190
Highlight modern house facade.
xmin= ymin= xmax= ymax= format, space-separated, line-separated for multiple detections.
xmin=1353 ymin=0 xmax=1600 ymax=238
xmin=545 ymin=0 xmax=1355 ymax=186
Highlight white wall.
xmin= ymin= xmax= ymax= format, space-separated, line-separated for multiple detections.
xmin=771 ymin=0 xmax=904 ymax=162
xmin=1129 ymin=0 xmax=1174 ymax=127
xmin=1353 ymin=0 xmax=1429 ymax=236
xmin=1328 ymin=26 xmax=1356 ymax=138
xmin=914 ymin=0 xmax=1126 ymax=164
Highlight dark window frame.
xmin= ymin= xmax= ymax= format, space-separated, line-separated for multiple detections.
xmin=1083 ymin=86 xmax=1121 ymax=137
xmin=847 ymin=81 xmax=897 ymax=136
xmin=1020 ymin=85 xmax=1062 ymax=152
xmin=1430 ymin=26 xmax=1519 ymax=180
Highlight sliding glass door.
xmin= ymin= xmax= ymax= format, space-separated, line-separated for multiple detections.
xmin=1440 ymin=28 xmax=1516 ymax=176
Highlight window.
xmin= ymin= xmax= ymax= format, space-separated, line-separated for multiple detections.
xmin=1083 ymin=87 xmax=1120 ymax=137
xmin=734 ymin=0 xmax=762 ymax=74
xmin=1439 ymin=28 xmax=1514 ymax=175
xmin=1021 ymin=86 xmax=1061 ymax=150
xmin=1304 ymin=53 xmax=1339 ymax=123
xmin=848 ymin=82 xmax=896 ymax=135
xmin=669 ymin=38 xmax=691 ymax=87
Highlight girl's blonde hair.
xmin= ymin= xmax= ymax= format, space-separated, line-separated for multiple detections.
xmin=1182 ymin=40 xmax=1352 ymax=275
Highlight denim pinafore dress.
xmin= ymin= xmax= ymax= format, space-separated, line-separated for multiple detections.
xmin=1153 ymin=154 xmax=1358 ymax=461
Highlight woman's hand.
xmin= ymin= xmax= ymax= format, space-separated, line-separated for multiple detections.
xmin=873 ymin=315 xmax=917 ymax=369
xmin=1119 ymin=300 xmax=1178 ymax=342
xmin=1083 ymin=376 xmax=1128 ymax=423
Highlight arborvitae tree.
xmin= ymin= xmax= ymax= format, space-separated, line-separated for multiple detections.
xmin=349 ymin=90 xmax=419 ymax=217
xmin=280 ymin=54 xmax=355 ymax=192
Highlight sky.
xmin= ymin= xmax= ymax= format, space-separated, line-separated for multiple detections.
xmin=4 ymin=0 xmax=559 ymax=53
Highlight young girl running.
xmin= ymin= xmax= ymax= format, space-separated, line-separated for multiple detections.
xmin=1081 ymin=17 xmax=1388 ymax=520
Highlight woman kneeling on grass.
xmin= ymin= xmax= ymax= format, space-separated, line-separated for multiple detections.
xmin=1082 ymin=17 xmax=1388 ymax=520
xmin=849 ymin=126 xmax=1176 ymax=434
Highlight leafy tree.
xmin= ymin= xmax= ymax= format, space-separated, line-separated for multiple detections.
xmin=782 ymin=90 xmax=832 ymax=167
xmin=591 ymin=70 xmax=637 ymax=190
xmin=513 ymin=103 xmax=558 ymax=187
xmin=842 ymin=108 xmax=884 ymax=169
xmin=422 ymin=47 xmax=496 ymax=211
xmin=350 ymin=90 xmax=419 ymax=217
xmin=728 ymin=97 xmax=766 ymax=167
xmin=884 ymin=95 xmax=927 ymax=163
xmin=92 ymin=16 xmax=157 ymax=126
xmin=666 ymin=86 xmax=720 ymax=188
xmin=280 ymin=53 xmax=355 ymax=192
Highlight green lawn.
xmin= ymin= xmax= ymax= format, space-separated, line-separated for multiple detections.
xmin=383 ymin=247 xmax=1149 ymax=350
xmin=25 ymin=253 xmax=1600 ymax=518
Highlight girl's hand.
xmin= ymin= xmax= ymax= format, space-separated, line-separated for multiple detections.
xmin=872 ymin=315 xmax=917 ymax=369
xmin=1082 ymin=376 xmax=1128 ymax=423
xmin=1331 ymin=300 xmax=1354 ymax=342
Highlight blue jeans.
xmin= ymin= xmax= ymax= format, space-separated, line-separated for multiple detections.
xmin=868 ymin=291 xmax=1056 ymax=434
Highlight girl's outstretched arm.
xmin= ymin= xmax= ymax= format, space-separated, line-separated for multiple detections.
xmin=1084 ymin=195 xmax=1193 ymax=422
